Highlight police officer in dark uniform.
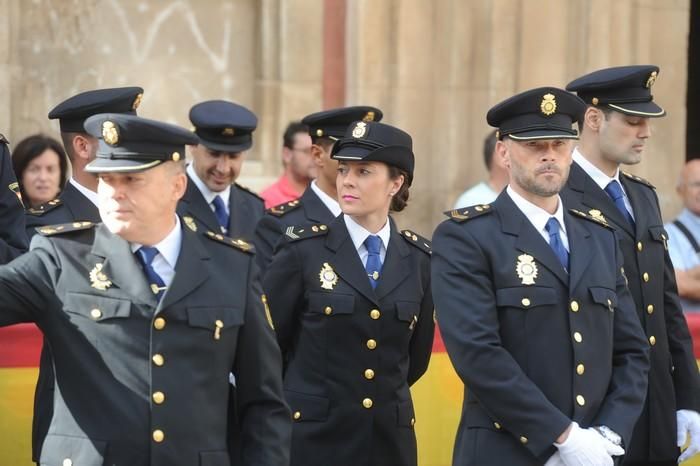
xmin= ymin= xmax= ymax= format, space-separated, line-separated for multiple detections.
xmin=0 ymin=133 xmax=28 ymax=262
xmin=432 ymin=87 xmax=650 ymax=466
xmin=177 ymin=100 xmax=264 ymax=242
xmin=0 ymin=113 xmax=290 ymax=465
xmin=263 ymin=120 xmax=434 ymax=466
xmin=26 ymin=87 xmax=144 ymax=239
xmin=562 ymin=65 xmax=700 ymax=466
xmin=253 ymin=106 xmax=382 ymax=273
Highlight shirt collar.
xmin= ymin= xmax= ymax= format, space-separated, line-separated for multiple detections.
xmin=343 ymin=215 xmax=391 ymax=252
xmin=310 ymin=180 xmax=341 ymax=217
xmin=186 ymin=163 xmax=231 ymax=206
xmin=69 ymin=178 xmax=99 ymax=207
xmin=572 ymin=146 xmax=622 ymax=190
xmin=130 ymin=215 xmax=183 ymax=270
xmin=506 ymin=185 xmax=567 ymax=234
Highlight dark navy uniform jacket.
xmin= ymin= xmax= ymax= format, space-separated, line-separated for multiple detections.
xmin=25 ymin=181 xmax=101 ymax=239
xmin=263 ymin=215 xmax=434 ymax=466
xmin=0 ymin=221 xmax=290 ymax=466
xmin=177 ymin=175 xmax=264 ymax=242
xmin=253 ymin=187 xmax=336 ymax=273
xmin=431 ymin=192 xmax=650 ymax=466
xmin=0 ymin=136 xmax=28 ymax=262
xmin=562 ymin=162 xmax=700 ymax=463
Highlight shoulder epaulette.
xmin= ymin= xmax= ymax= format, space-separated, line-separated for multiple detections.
xmin=36 ymin=221 xmax=95 ymax=236
xmin=401 ymin=229 xmax=432 ymax=255
xmin=26 ymin=198 xmax=62 ymax=216
xmin=0 ymin=133 xmax=8 ymax=144
xmin=444 ymin=204 xmax=493 ymax=223
xmin=621 ymin=171 xmax=655 ymax=189
xmin=569 ymin=208 xmax=614 ymax=230
xmin=267 ymin=199 xmax=302 ymax=217
xmin=8 ymin=182 xmax=23 ymax=207
xmin=283 ymin=223 xmax=328 ymax=242
xmin=235 ymin=183 xmax=264 ymax=202
xmin=204 ymin=230 xmax=255 ymax=254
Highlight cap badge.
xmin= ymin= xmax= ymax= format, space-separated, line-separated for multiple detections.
xmin=132 ymin=93 xmax=143 ymax=110
xmin=222 ymin=127 xmax=235 ymax=136
xmin=645 ymin=71 xmax=657 ymax=89
xmin=319 ymin=262 xmax=338 ymax=290
xmin=540 ymin=93 xmax=557 ymax=116
xmin=352 ymin=121 xmax=367 ymax=138
xmin=516 ymin=254 xmax=538 ymax=285
xmin=89 ymin=263 xmax=112 ymax=291
xmin=102 ymin=121 xmax=119 ymax=145
xmin=363 ymin=111 xmax=376 ymax=122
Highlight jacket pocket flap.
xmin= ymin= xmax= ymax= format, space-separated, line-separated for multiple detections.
xmin=40 ymin=433 xmax=106 ymax=466
xmin=396 ymin=301 xmax=420 ymax=322
xmin=496 ymin=287 xmax=557 ymax=309
xmin=187 ymin=307 xmax=244 ymax=329
xmin=648 ymin=225 xmax=669 ymax=242
xmin=307 ymin=291 xmax=355 ymax=315
xmin=63 ymin=292 xmax=131 ymax=321
xmin=285 ymin=390 xmax=329 ymax=421
xmin=589 ymin=287 xmax=617 ymax=308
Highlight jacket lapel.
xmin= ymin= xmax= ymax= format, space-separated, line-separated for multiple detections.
xmin=180 ymin=175 xmax=221 ymax=233
xmin=303 ymin=189 xmax=336 ymax=224
xmin=227 ymin=185 xmax=250 ymax=238
xmin=565 ymin=211 xmax=592 ymax=292
xmin=159 ymin=224 xmax=210 ymax=310
xmin=61 ymin=182 xmax=101 ymax=223
xmin=375 ymin=219 xmax=411 ymax=299
xmin=619 ymin=175 xmax=646 ymax=239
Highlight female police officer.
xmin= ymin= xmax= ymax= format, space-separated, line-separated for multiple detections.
xmin=263 ymin=120 xmax=434 ymax=466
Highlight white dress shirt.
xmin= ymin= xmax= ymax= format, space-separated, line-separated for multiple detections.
xmin=506 ymin=186 xmax=569 ymax=251
xmin=310 ymin=180 xmax=341 ymax=217
xmin=343 ymin=215 xmax=391 ymax=266
xmin=69 ymin=178 xmax=99 ymax=207
xmin=130 ymin=215 xmax=182 ymax=287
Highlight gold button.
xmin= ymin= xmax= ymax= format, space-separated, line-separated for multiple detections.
xmin=410 ymin=417 xmax=416 ymax=426
xmin=521 ymin=298 xmax=531 ymax=307
xmin=293 ymin=411 xmax=301 ymax=420
xmin=152 ymin=354 xmax=164 ymax=366
xmin=606 ymin=299 xmax=612 ymax=307
xmin=154 ymin=317 xmax=166 ymax=330
xmin=152 ymin=429 xmax=165 ymax=442
xmin=362 ymin=398 xmax=373 ymax=408
xmin=520 ymin=436 xmax=528 ymax=444
xmin=570 ymin=301 xmax=579 ymax=312
xmin=90 ymin=308 xmax=102 ymax=319
xmin=152 ymin=391 xmax=165 ymax=404
xmin=494 ymin=422 xmax=502 ymax=430
xmin=63 ymin=459 xmax=73 ymax=466
xmin=576 ymin=395 xmax=585 ymax=406
xmin=573 ymin=332 xmax=582 ymax=343
xmin=647 ymin=304 xmax=654 ymax=314
xmin=364 ymin=369 xmax=375 ymax=380
xmin=637 ymin=241 xmax=643 ymax=252
xmin=370 ymin=309 xmax=381 ymax=320
xmin=324 ymin=306 xmax=332 ymax=315
xmin=649 ymin=335 xmax=656 ymax=346
xmin=366 ymin=339 xmax=377 ymax=350
xmin=576 ymin=364 xmax=585 ymax=375
xmin=643 ymin=272 xmax=650 ymax=282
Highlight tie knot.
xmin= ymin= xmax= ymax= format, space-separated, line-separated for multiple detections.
xmin=605 ymin=180 xmax=624 ymax=201
xmin=137 ymin=246 xmax=159 ymax=265
xmin=212 ymin=195 xmax=226 ymax=210
xmin=545 ymin=217 xmax=560 ymax=235
xmin=364 ymin=235 xmax=382 ymax=255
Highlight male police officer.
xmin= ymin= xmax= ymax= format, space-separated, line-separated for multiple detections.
xmin=177 ymin=100 xmax=264 ymax=241
xmin=253 ymin=106 xmax=382 ymax=273
xmin=432 ymin=87 xmax=650 ymax=466
xmin=0 ymin=113 xmax=290 ymax=465
xmin=562 ymin=65 xmax=700 ymax=466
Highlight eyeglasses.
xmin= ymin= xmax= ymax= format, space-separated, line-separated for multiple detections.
xmin=291 ymin=147 xmax=312 ymax=155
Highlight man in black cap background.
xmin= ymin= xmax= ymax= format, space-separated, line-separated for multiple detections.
xmin=26 ymin=86 xmax=144 ymax=239
xmin=24 ymin=85 xmax=144 ymax=463
xmin=562 ymin=65 xmax=700 ymax=466
xmin=253 ymin=105 xmax=382 ymax=273
xmin=432 ymin=87 xmax=649 ymax=466
xmin=0 ymin=113 xmax=290 ymax=465
xmin=177 ymin=99 xmax=264 ymax=242
xmin=0 ymin=133 xmax=28 ymax=262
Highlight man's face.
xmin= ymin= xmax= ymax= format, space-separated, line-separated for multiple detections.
xmin=598 ymin=110 xmax=652 ymax=166
xmin=502 ymin=138 xmax=573 ymax=198
xmin=97 ymin=162 xmax=186 ymax=243
xmin=678 ymin=160 xmax=700 ymax=216
xmin=285 ymin=132 xmax=317 ymax=181
xmin=312 ymin=140 xmax=339 ymax=189
xmin=191 ymin=144 xmax=244 ymax=192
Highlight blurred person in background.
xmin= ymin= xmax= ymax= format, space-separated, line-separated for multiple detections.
xmin=12 ymin=134 xmax=68 ymax=210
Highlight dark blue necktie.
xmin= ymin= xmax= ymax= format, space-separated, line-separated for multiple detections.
xmin=364 ymin=235 xmax=383 ymax=289
xmin=136 ymin=246 xmax=167 ymax=302
xmin=604 ymin=180 xmax=635 ymax=228
xmin=545 ymin=217 xmax=569 ymax=272
xmin=211 ymin=195 xmax=229 ymax=233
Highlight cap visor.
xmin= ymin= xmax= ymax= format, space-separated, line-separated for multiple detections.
xmin=507 ymin=129 xmax=579 ymax=141
xmin=606 ymin=101 xmax=665 ymax=118
xmin=199 ymin=139 xmax=252 ymax=153
xmin=85 ymin=157 xmax=163 ymax=173
xmin=331 ymin=146 xmax=373 ymax=161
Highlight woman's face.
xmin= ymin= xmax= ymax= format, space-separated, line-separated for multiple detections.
xmin=22 ymin=149 xmax=62 ymax=207
xmin=336 ymin=161 xmax=402 ymax=219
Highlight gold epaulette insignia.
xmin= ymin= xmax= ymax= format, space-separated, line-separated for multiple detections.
xmin=401 ymin=229 xmax=432 ymax=255
xmin=444 ymin=204 xmax=492 ymax=223
xmin=569 ymin=208 xmax=614 ymax=230
xmin=27 ymin=198 xmax=63 ymax=216
xmin=36 ymin=221 xmax=95 ymax=236
xmin=621 ymin=171 xmax=655 ymax=189
xmin=283 ymin=223 xmax=328 ymax=242
xmin=268 ymin=199 xmax=302 ymax=217
xmin=204 ymin=231 xmax=255 ymax=254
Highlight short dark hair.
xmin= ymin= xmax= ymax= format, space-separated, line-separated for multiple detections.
xmin=577 ymin=105 xmax=613 ymax=131
xmin=12 ymin=133 xmax=69 ymax=203
xmin=388 ymin=166 xmax=410 ymax=212
xmin=283 ymin=121 xmax=309 ymax=149
xmin=483 ymin=129 xmax=498 ymax=170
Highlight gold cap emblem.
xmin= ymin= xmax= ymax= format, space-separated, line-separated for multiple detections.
xmin=132 ymin=93 xmax=143 ymax=110
xmin=352 ymin=121 xmax=367 ymax=138
xmin=319 ymin=262 xmax=339 ymax=290
xmin=516 ymin=254 xmax=538 ymax=285
xmin=222 ymin=127 xmax=235 ymax=136
xmin=646 ymin=71 xmax=657 ymax=89
xmin=540 ymin=94 xmax=557 ymax=116
xmin=102 ymin=121 xmax=119 ymax=145
xmin=363 ymin=111 xmax=375 ymax=122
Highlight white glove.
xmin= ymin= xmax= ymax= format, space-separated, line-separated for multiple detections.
xmin=555 ymin=422 xmax=624 ymax=466
xmin=677 ymin=409 xmax=700 ymax=462
xmin=543 ymin=451 xmax=566 ymax=466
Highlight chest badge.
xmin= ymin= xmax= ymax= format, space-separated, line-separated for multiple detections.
xmin=89 ymin=263 xmax=112 ymax=291
xmin=319 ymin=262 xmax=339 ymax=290
xmin=516 ymin=254 xmax=538 ymax=285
